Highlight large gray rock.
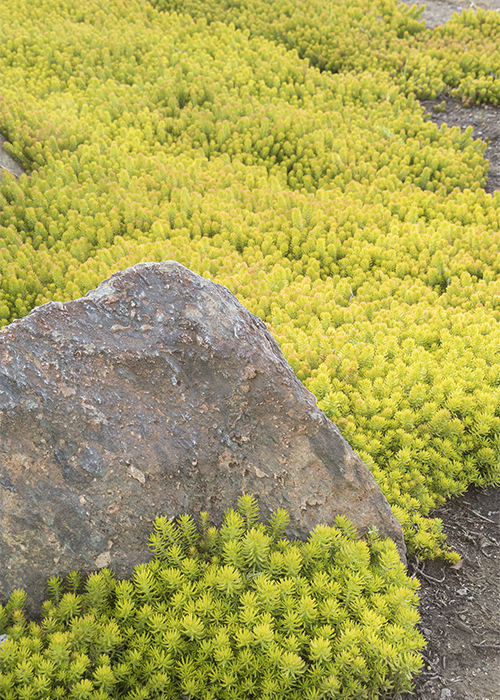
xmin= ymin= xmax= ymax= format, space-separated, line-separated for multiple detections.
xmin=0 ymin=261 xmax=406 ymax=616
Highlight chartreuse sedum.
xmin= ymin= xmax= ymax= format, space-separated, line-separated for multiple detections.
xmin=0 ymin=0 xmax=499 ymax=576
xmin=0 ymin=496 xmax=424 ymax=700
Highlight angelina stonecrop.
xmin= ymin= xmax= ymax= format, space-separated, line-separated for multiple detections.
xmin=0 ymin=495 xmax=424 ymax=699
xmin=2 ymin=0 xmax=499 ymax=564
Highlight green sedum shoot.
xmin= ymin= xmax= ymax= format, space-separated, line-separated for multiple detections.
xmin=1 ymin=0 xmax=499 ymax=559
xmin=0 ymin=496 xmax=424 ymax=699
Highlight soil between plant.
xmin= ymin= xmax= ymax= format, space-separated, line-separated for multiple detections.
xmin=421 ymin=96 xmax=500 ymax=196
xmin=393 ymin=485 xmax=500 ymax=700
xmin=400 ymin=0 xmax=500 ymax=32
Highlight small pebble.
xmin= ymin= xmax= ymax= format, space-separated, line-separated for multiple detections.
xmin=457 ymin=587 xmax=468 ymax=596
xmin=440 ymin=689 xmax=451 ymax=699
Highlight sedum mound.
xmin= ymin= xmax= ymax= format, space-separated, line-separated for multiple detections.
xmin=0 ymin=496 xmax=424 ymax=700
xmin=1 ymin=0 xmax=500 ymax=563
xmin=149 ymin=0 xmax=500 ymax=105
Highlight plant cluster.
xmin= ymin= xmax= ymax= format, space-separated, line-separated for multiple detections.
xmin=148 ymin=0 xmax=500 ymax=104
xmin=0 ymin=496 xmax=424 ymax=699
xmin=0 ymin=0 xmax=499 ymax=563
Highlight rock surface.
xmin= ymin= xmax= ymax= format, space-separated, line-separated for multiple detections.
xmin=0 ymin=134 xmax=25 ymax=182
xmin=0 ymin=261 xmax=405 ymax=616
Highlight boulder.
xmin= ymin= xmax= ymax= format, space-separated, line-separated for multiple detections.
xmin=0 ymin=261 xmax=406 ymax=616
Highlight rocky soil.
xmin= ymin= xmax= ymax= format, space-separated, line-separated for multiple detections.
xmin=395 ymin=485 xmax=500 ymax=700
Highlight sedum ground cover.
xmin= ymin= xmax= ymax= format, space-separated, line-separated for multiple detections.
xmin=1 ymin=0 xmax=499 ymax=558
xmin=1 ymin=0 xmax=500 ymax=557
xmin=0 ymin=497 xmax=425 ymax=700
xmin=0 ymin=0 xmax=500 ymax=694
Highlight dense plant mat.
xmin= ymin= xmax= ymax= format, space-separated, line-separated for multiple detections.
xmin=150 ymin=0 xmax=500 ymax=105
xmin=0 ymin=496 xmax=424 ymax=700
xmin=1 ymin=0 xmax=500 ymax=562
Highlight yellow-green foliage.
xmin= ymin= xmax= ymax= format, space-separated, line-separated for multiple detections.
xmin=0 ymin=0 xmax=499 ymax=562
xmin=149 ymin=0 xmax=500 ymax=104
xmin=0 ymin=496 xmax=424 ymax=700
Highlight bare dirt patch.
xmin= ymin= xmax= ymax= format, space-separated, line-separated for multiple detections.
xmin=421 ymin=97 xmax=500 ymax=195
xmin=395 ymin=485 xmax=500 ymax=700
